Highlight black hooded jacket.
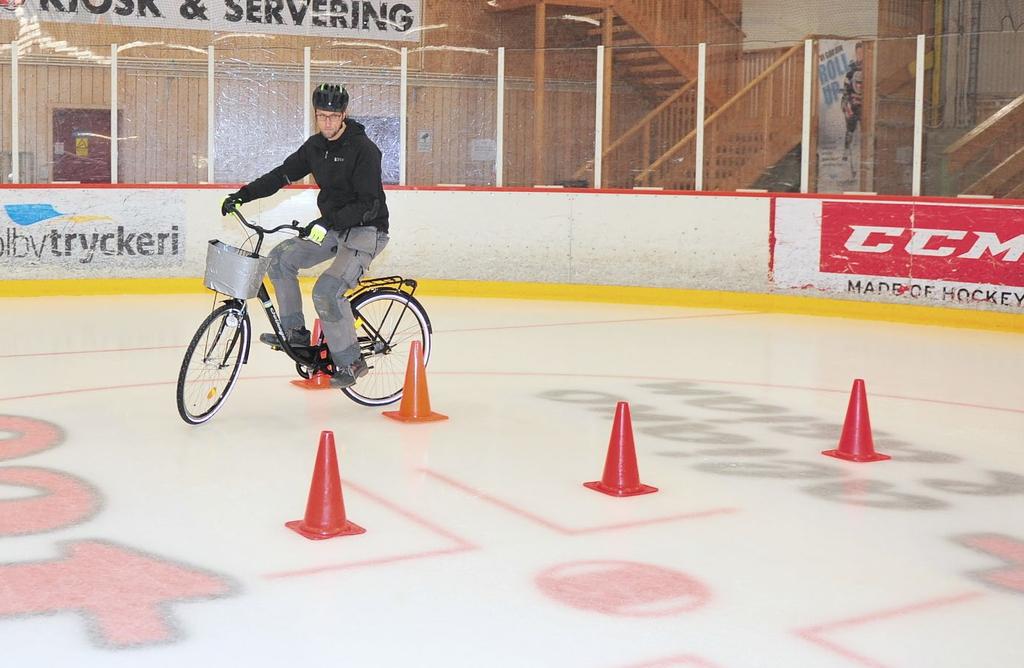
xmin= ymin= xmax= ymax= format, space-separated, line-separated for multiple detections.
xmin=239 ymin=120 xmax=389 ymax=234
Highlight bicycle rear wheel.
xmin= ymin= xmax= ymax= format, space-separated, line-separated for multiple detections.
xmin=176 ymin=302 xmax=251 ymax=424
xmin=343 ymin=289 xmax=431 ymax=406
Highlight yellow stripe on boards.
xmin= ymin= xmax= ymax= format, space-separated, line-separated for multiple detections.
xmin=1 ymin=277 xmax=1021 ymax=334
xmin=0 ymin=278 xmax=205 ymax=297
xmin=412 ymin=280 xmax=1024 ymax=334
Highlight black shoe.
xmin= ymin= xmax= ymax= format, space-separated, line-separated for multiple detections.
xmin=329 ymin=357 xmax=369 ymax=389
xmin=259 ymin=326 xmax=311 ymax=348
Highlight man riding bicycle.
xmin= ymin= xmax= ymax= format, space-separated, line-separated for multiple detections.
xmin=221 ymin=83 xmax=390 ymax=388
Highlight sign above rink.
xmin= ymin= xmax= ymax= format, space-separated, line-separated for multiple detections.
xmin=1 ymin=0 xmax=422 ymax=41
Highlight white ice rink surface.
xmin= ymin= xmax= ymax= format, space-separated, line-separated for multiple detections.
xmin=0 ymin=292 xmax=1022 ymax=667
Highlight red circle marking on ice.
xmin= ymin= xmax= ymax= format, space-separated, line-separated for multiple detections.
xmin=0 ymin=468 xmax=99 ymax=535
xmin=0 ymin=416 xmax=63 ymax=461
xmin=535 ymin=560 xmax=711 ymax=617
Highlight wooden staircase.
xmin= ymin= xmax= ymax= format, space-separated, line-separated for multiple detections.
xmin=491 ymin=1 xmax=807 ymax=191
xmin=943 ymin=93 xmax=1024 ymax=198
xmin=587 ymin=13 xmax=695 ymax=101
xmin=635 ymin=42 xmax=805 ymax=190
xmin=588 ymin=1 xmax=739 ymax=106
xmin=489 ymin=1 xmax=740 ymax=104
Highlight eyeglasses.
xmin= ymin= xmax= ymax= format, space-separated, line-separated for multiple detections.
xmin=315 ymin=112 xmax=345 ymax=122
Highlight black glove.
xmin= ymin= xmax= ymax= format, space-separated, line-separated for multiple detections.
xmin=300 ymin=218 xmax=329 ymax=245
xmin=221 ymin=191 xmax=246 ymax=216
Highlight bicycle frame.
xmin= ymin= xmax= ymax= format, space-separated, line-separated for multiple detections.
xmin=246 ymin=276 xmax=420 ymax=370
xmin=224 ymin=209 xmax=421 ymax=374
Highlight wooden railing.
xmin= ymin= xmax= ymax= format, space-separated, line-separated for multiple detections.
xmin=741 ymin=47 xmax=791 ymax=83
xmin=636 ymin=42 xmax=804 ymax=190
xmin=961 ymin=145 xmax=1024 ymax=197
xmin=578 ymin=46 xmax=794 ymax=188
xmin=945 ymin=94 xmax=1024 ymax=170
xmin=943 ymin=92 xmax=1024 ymax=197
xmin=574 ymin=80 xmax=697 ymax=186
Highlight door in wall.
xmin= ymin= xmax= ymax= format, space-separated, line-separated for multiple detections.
xmin=52 ymin=108 xmax=120 ymax=183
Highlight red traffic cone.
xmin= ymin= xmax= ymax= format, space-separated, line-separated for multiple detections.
xmin=382 ymin=340 xmax=448 ymax=423
xmin=291 ymin=319 xmax=332 ymax=390
xmin=822 ymin=379 xmax=891 ymax=463
xmin=584 ymin=402 xmax=658 ymax=497
xmin=286 ymin=431 xmax=365 ymax=540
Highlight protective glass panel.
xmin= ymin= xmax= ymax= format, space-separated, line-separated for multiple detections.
xmin=407 ymin=47 xmax=497 ymax=186
xmin=311 ymin=44 xmax=402 ymax=184
xmin=499 ymin=46 xmax=533 ymax=188
xmin=214 ymin=45 xmax=305 ymax=185
xmin=924 ymin=29 xmax=1024 ymax=199
xmin=706 ymin=41 xmax=803 ymax=193
xmin=501 ymin=44 xmax=596 ymax=188
xmin=15 ymin=38 xmax=112 ymax=184
xmin=810 ymin=38 xmax=872 ymax=194
xmin=548 ymin=45 xmax=596 ymax=188
xmin=497 ymin=9 xmax=601 ymax=188
xmin=118 ymin=43 xmax=208 ymax=184
xmin=864 ymin=35 xmax=916 ymax=196
xmin=607 ymin=44 xmax=698 ymax=191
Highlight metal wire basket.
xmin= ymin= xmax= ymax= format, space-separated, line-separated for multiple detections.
xmin=203 ymin=240 xmax=271 ymax=299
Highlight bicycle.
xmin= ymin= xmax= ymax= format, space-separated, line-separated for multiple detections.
xmin=175 ymin=209 xmax=432 ymax=425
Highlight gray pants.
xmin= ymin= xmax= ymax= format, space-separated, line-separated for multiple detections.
xmin=267 ymin=226 xmax=389 ymax=366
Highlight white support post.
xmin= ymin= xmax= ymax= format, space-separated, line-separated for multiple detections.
xmin=801 ymin=39 xmax=813 ymax=193
xmin=111 ymin=44 xmax=118 ymax=184
xmin=399 ymin=47 xmax=408 ymax=186
xmin=303 ymin=47 xmax=311 ymax=138
xmin=10 ymin=42 xmax=18 ymax=183
xmin=302 ymin=47 xmax=311 ymax=184
xmin=496 ymin=47 xmax=505 ymax=187
xmin=207 ymin=46 xmax=215 ymax=183
xmin=695 ymin=42 xmax=707 ymax=191
xmin=912 ymin=33 xmax=925 ymax=196
xmin=594 ymin=45 xmax=605 ymax=189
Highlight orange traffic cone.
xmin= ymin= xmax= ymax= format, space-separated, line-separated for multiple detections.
xmin=584 ymin=402 xmax=658 ymax=497
xmin=286 ymin=431 xmax=366 ymax=540
xmin=382 ymin=341 xmax=448 ymax=423
xmin=822 ymin=379 xmax=891 ymax=463
xmin=291 ymin=319 xmax=332 ymax=390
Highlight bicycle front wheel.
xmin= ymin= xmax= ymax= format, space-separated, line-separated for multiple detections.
xmin=343 ymin=289 xmax=431 ymax=406
xmin=176 ymin=302 xmax=251 ymax=424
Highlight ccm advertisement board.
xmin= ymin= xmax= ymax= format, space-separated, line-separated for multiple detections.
xmin=773 ymin=197 xmax=1024 ymax=312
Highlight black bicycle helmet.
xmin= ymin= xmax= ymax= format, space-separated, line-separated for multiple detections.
xmin=312 ymin=83 xmax=349 ymax=112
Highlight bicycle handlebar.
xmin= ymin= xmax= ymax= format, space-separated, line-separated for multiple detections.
xmin=228 ymin=207 xmax=303 ymax=237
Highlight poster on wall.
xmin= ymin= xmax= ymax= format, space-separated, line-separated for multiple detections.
xmin=816 ymin=39 xmax=866 ymax=193
xmin=772 ymin=197 xmax=1024 ymax=312
xmin=0 ymin=0 xmax=422 ymax=41
xmin=0 ymin=189 xmax=186 ymax=278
